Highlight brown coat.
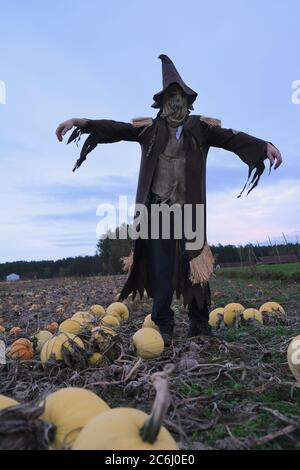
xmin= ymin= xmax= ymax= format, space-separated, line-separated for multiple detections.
xmin=69 ymin=114 xmax=270 ymax=305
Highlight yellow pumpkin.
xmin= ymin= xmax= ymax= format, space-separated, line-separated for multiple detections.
xmin=223 ymin=303 xmax=244 ymax=326
xmin=89 ymin=305 xmax=106 ymax=318
xmin=0 ymin=394 xmax=18 ymax=410
xmin=287 ymin=335 xmax=300 ymax=383
xmin=259 ymin=302 xmax=285 ymax=317
xmin=0 ymin=325 xmax=5 ymax=333
xmin=106 ymin=302 xmax=129 ymax=323
xmin=71 ymin=312 xmax=94 ymax=325
xmin=132 ymin=328 xmax=164 ymax=360
xmin=208 ymin=308 xmax=224 ymax=327
xmin=72 ymin=408 xmax=178 ymax=450
xmin=91 ymin=326 xmax=118 ymax=348
xmin=242 ymin=308 xmax=263 ymax=324
xmin=40 ymin=333 xmax=84 ymax=364
xmin=59 ymin=319 xmax=83 ymax=335
xmin=40 ymin=387 xmax=110 ymax=449
xmin=101 ymin=315 xmax=120 ymax=328
xmin=88 ymin=352 xmax=104 ymax=366
xmin=142 ymin=314 xmax=159 ymax=331
xmin=33 ymin=330 xmax=53 ymax=353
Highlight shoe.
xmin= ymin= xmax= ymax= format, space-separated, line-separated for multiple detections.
xmin=161 ymin=332 xmax=173 ymax=347
xmin=188 ymin=321 xmax=212 ymax=338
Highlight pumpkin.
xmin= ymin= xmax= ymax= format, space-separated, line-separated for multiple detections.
xmin=59 ymin=319 xmax=83 ymax=335
xmin=33 ymin=330 xmax=53 ymax=353
xmin=142 ymin=314 xmax=159 ymax=331
xmin=208 ymin=308 xmax=224 ymax=327
xmin=9 ymin=326 xmax=22 ymax=335
xmin=132 ymin=328 xmax=164 ymax=360
xmin=287 ymin=335 xmax=300 ymax=383
xmin=73 ymin=407 xmax=178 ymax=450
xmin=0 ymin=325 xmax=5 ymax=333
xmin=106 ymin=302 xmax=129 ymax=323
xmin=91 ymin=326 xmax=118 ymax=348
xmin=8 ymin=338 xmax=33 ymax=360
xmin=89 ymin=305 xmax=106 ymax=318
xmin=40 ymin=387 xmax=110 ymax=449
xmin=47 ymin=322 xmax=59 ymax=333
xmin=242 ymin=308 xmax=263 ymax=324
xmin=223 ymin=303 xmax=244 ymax=326
xmin=0 ymin=394 xmax=19 ymax=410
xmin=88 ymin=352 xmax=104 ymax=366
xmin=71 ymin=311 xmax=94 ymax=325
xmin=101 ymin=315 xmax=120 ymax=328
xmin=73 ymin=369 xmax=176 ymax=450
xmin=259 ymin=302 xmax=285 ymax=317
xmin=40 ymin=333 xmax=84 ymax=364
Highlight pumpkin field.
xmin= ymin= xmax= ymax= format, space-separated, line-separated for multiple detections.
xmin=0 ymin=274 xmax=300 ymax=450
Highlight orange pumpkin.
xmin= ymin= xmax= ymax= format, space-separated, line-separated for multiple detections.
xmin=9 ymin=326 xmax=22 ymax=335
xmin=8 ymin=338 xmax=33 ymax=360
xmin=47 ymin=322 xmax=59 ymax=333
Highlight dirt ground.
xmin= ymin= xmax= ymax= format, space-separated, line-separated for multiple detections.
xmin=0 ymin=274 xmax=300 ymax=450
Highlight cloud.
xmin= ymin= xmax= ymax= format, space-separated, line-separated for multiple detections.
xmin=207 ymin=178 xmax=300 ymax=246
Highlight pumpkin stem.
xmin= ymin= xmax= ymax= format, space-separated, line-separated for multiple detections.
xmin=140 ymin=364 xmax=174 ymax=444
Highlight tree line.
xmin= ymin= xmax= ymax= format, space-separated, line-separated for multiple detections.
xmin=1 ymin=223 xmax=299 ymax=280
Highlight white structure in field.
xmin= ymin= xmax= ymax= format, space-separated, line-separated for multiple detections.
xmin=6 ymin=273 xmax=20 ymax=282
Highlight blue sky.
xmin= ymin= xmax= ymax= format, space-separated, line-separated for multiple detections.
xmin=0 ymin=0 xmax=299 ymax=262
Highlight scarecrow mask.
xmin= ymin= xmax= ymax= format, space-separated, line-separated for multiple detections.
xmin=160 ymin=83 xmax=189 ymax=126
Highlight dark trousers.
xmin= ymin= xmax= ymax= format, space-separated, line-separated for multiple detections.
xmin=147 ymin=206 xmax=209 ymax=334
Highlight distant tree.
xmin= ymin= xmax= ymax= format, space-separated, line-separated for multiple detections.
xmin=96 ymin=223 xmax=133 ymax=274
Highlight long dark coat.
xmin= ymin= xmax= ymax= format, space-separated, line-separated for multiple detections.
xmin=69 ymin=114 xmax=270 ymax=308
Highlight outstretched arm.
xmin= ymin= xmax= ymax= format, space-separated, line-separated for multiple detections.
xmin=56 ymin=118 xmax=141 ymax=143
xmin=56 ymin=117 xmax=146 ymax=171
xmin=201 ymin=121 xmax=283 ymax=196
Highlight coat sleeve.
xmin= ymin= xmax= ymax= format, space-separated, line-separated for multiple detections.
xmin=67 ymin=119 xmax=144 ymax=172
xmin=201 ymin=120 xmax=272 ymax=197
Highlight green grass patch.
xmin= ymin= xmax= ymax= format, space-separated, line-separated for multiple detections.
xmin=216 ymin=262 xmax=300 ymax=282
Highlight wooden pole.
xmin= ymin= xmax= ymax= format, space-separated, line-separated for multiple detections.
xmin=268 ymin=235 xmax=276 ymax=257
xmin=282 ymin=232 xmax=288 ymax=245
xmin=250 ymin=243 xmax=259 ymax=264
xmin=274 ymin=240 xmax=282 ymax=264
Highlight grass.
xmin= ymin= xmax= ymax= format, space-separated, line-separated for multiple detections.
xmin=223 ymin=325 xmax=300 ymax=342
xmin=216 ymin=262 xmax=300 ymax=282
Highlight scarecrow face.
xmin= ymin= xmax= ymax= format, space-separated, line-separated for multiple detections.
xmin=160 ymin=83 xmax=189 ymax=123
xmin=163 ymin=83 xmax=188 ymax=107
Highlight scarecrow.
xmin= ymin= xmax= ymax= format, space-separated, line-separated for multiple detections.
xmin=56 ymin=55 xmax=282 ymax=345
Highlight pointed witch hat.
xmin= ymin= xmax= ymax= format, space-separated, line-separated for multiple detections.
xmin=152 ymin=54 xmax=198 ymax=109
